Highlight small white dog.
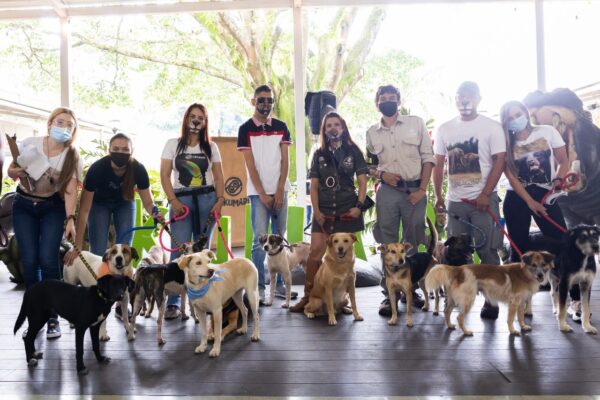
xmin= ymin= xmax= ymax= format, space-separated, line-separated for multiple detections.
xmin=259 ymin=234 xmax=310 ymax=308
xmin=178 ymin=250 xmax=260 ymax=358
xmin=63 ymin=244 xmax=139 ymax=341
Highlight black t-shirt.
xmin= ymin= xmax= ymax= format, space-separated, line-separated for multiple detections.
xmin=309 ymin=144 xmax=368 ymax=211
xmin=84 ymin=156 xmax=150 ymax=204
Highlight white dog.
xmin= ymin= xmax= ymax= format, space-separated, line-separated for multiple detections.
xmin=259 ymin=234 xmax=310 ymax=308
xmin=178 ymin=250 xmax=260 ymax=358
xmin=63 ymin=244 xmax=138 ymax=341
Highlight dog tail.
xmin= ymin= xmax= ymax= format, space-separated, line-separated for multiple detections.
xmin=425 ymin=264 xmax=454 ymax=293
xmin=13 ymin=292 xmax=28 ymax=335
xmin=426 ymin=216 xmax=438 ymax=256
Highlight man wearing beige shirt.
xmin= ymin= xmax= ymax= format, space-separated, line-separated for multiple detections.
xmin=366 ymin=85 xmax=436 ymax=317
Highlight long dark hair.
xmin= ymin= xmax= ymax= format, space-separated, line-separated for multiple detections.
xmin=500 ymin=100 xmax=533 ymax=177
xmin=46 ymin=107 xmax=80 ymax=195
xmin=109 ymin=133 xmax=138 ymax=201
xmin=318 ymin=112 xmax=361 ymax=161
xmin=176 ymin=103 xmax=212 ymax=159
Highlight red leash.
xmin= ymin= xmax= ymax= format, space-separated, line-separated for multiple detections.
xmin=213 ymin=211 xmax=235 ymax=259
xmin=460 ymin=198 xmax=523 ymax=258
xmin=538 ymin=173 xmax=579 ymax=234
xmin=159 ymin=205 xmax=191 ymax=252
xmin=318 ymin=211 xmax=356 ymax=234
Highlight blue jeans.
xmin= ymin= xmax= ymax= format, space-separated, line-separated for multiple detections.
xmin=88 ymin=201 xmax=136 ymax=256
xmin=12 ymin=193 xmax=66 ymax=288
xmin=250 ymin=193 xmax=288 ymax=290
xmin=167 ymin=190 xmax=217 ymax=307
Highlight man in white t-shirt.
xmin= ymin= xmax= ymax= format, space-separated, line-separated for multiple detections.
xmin=433 ymin=81 xmax=506 ymax=320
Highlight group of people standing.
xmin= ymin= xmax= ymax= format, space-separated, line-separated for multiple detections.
xmin=7 ymin=80 xmax=580 ymax=339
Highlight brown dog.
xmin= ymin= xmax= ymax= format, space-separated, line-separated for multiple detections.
xmin=425 ymin=251 xmax=555 ymax=336
xmin=304 ymin=233 xmax=363 ymax=326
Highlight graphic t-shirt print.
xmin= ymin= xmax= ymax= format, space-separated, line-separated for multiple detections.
xmin=175 ymin=152 xmax=209 ymax=187
xmin=447 ymin=137 xmax=482 ymax=187
xmin=514 ymin=138 xmax=552 ymax=186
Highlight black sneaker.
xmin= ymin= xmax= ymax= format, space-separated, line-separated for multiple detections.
xmin=378 ymin=298 xmax=393 ymax=317
xmin=400 ymin=291 xmax=425 ymax=308
xmin=480 ymin=302 xmax=499 ymax=320
xmin=274 ymin=285 xmax=298 ymax=300
xmin=46 ymin=318 xmax=61 ymax=340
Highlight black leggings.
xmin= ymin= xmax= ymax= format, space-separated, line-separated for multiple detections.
xmin=503 ymin=186 xmax=580 ymax=301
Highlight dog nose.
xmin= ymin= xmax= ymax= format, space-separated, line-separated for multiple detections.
xmin=116 ymin=256 xmax=123 ymax=265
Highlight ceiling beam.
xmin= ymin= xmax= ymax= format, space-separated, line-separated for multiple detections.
xmin=47 ymin=0 xmax=68 ymax=18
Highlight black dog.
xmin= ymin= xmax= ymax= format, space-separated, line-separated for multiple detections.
xmin=549 ymin=225 xmax=600 ymax=333
xmin=440 ymin=234 xmax=473 ymax=266
xmin=14 ymin=275 xmax=134 ymax=375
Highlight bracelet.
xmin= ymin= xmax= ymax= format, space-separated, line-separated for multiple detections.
xmin=65 ymin=214 xmax=76 ymax=224
xmin=355 ymin=201 xmax=365 ymax=211
xmin=167 ymin=197 xmax=177 ymax=204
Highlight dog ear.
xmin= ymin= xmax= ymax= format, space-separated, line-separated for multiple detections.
xmin=444 ymin=237 xmax=457 ymax=246
xmin=258 ymin=234 xmax=268 ymax=245
xmin=102 ymin=250 xmax=110 ymax=263
xmin=203 ymin=250 xmax=216 ymax=260
xmin=326 ymin=234 xmax=334 ymax=247
xmin=377 ymin=244 xmax=386 ymax=253
xmin=126 ymin=276 xmax=136 ymax=293
xmin=178 ymin=255 xmax=191 ymax=270
xmin=349 ymin=233 xmax=357 ymax=243
xmin=404 ymin=243 xmax=413 ymax=252
xmin=521 ymin=251 xmax=533 ymax=266
xmin=540 ymin=251 xmax=555 ymax=266
xmin=130 ymin=246 xmax=139 ymax=261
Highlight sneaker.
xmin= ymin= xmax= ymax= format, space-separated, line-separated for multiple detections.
xmin=568 ymin=301 xmax=582 ymax=323
xmin=480 ymin=302 xmax=499 ymax=320
xmin=274 ymin=285 xmax=298 ymax=300
xmin=378 ymin=298 xmax=394 ymax=317
xmin=164 ymin=305 xmax=181 ymax=320
xmin=258 ymin=288 xmax=266 ymax=306
xmin=46 ymin=318 xmax=61 ymax=340
xmin=400 ymin=291 xmax=426 ymax=308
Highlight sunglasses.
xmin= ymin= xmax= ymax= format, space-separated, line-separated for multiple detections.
xmin=256 ymin=97 xmax=274 ymax=105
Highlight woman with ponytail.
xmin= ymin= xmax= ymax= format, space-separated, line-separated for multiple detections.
xmin=9 ymin=107 xmax=82 ymax=339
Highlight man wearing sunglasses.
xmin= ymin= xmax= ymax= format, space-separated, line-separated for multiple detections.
xmin=237 ymin=85 xmax=297 ymax=305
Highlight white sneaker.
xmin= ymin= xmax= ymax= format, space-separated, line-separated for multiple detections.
xmin=568 ymin=301 xmax=582 ymax=323
xmin=258 ymin=288 xmax=266 ymax=305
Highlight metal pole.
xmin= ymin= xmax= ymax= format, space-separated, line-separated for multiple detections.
xmin=59 ymin=17 xmax=72 ymax=107
xmin=292 ymin=0 xmax=306 ymax=207
xmin=535 ymin=0 xmax=546 ymax=91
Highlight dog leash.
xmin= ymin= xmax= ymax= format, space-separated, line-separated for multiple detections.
xmin=66 ymin=237 xmax=99 ymax=281
xmin=213 ymin=211 xmax=235 ymax=259
xmin=536 ymin=173 xmax=579 ymax=235
xmin=460 ymin=198 xmax=523 ymax=258
xmin=159 ymin=205 xmax=191 ymax=253
xmin=439 ymin=206 xmax=487 ymax=249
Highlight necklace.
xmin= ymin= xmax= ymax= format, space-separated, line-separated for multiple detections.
xmin=45 ymin=137 xmax=67 ymax=186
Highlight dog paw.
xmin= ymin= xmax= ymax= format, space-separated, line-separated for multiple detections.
xmin=207 ymin=334 xmax=215 ymax=342
xmin=447 ymin=324 xmax=456 ymax=330
xmin=69 ymin=323 xmax=75 ymax=329
xmin=251 ymin=334 xmax=260 ymax=342
xmin=181 ymin=314 xmax=189 ymax=321
xmin=77 ymin=367 xmax=89 ymax=376
xmin=281 ymin=303 xmax=289 ymax=309
xmin=433 ymin=311 xmax=439 ymax=316
xmin=421 ymin=306 xmax=429 ymax=312
xmin=583 ymin=325 xmax=598 ymax=335
xmin=462 ymin=330 xmax=473 ymax=336
xmin=27 ymin=358 xmax=38 ymax=367
xmin=100 ymin=334 xmax=110 ymax=342
xmin=560 ymin=323 xmax=573 ymax=332
xmin=521 ymin=325 xmax=532 ymax=332
xmin=144 ymin=312 xmax=152 ymax=318
xmin=387 ymin=318 xmax=398 ymax=326
xmin=34 ymin=352 xmax=43 ymax=359
xmin=328 ymin=317 xmax=338 ymax=326
xmin=195 ymin=344 xmax=207 ymax=354
xmin=406 ymin=320 xmax=414 ymax=328
xmin=510 ymin=330 xmax=521 ymax=336
xmin=158 ymin=337 xmax=166 ymax=346
xmin=354 ymin=314 xmax=363 ymax=322
xmin=127 ymin=333 xmax=135 ymax=341
xmin=305 ymin=312 xmax=315 ymax=319
xmin=264 ymin=300 xmax=273 ymax=307
xmin=236 ymin=327 xmax=247 ymax=335
xmin=209 ymin=348 xmax=220 ymax=358
xmin=98 ymin=356 xmax=111 ymax=364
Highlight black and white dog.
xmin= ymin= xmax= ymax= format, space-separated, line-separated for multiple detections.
xmin=14 ymin=275 xmax=134 ymax=375
xmin=549 ymin=225 xmax=600 ymax=333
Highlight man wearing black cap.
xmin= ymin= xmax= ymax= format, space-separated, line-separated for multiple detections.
xmin=366 ymin=84 xmax=436 ymax=317
xmin=433 ymin=81 xmax=506 ymax=320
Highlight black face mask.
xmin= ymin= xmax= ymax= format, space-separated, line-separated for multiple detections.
xmin=378 ymin=101 xmax=398 ymax=117
xmin=256 ymin=105 xmax=272 ymax=117
xmin=110 ymin=152 xmax=131 ymax=167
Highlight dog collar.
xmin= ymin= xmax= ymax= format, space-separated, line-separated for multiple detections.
xmin=187 ymin=270 xmax=225 ymax=301
xmin=96 ymin=288 xmax=113 ymax=304
xmin=268 ymin=246 xmax=285 ymax=256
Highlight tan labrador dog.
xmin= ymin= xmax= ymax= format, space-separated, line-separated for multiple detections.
xmin=304 ymin=233 xmax=363 ymax=326
xmin=178 ymin=250 xmax=260 ymax=357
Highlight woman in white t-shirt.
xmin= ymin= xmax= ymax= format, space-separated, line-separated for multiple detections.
xmin=8 ymin=107 xmax=82 ymax=340
xmin=500 ymin=100 xmax=569 ymax=262
xmin=160 ymin=103 xmax=225 ymax=319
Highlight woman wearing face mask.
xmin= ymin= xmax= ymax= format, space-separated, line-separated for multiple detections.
xmin=500 ymin=100 xmax=569 ymax=262
xmin=64 ymin=133 xmax=162 ymax=270
xmin=290 ymin=112 xmax=368 ymax=312
xmin=160 ymin=103 xmax=225 ymax=320
xmin=8 ymin=107 xmax=82 ymax=340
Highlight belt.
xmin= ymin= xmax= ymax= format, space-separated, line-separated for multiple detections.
xmin=383 ymin=179 xmax=421 ymax=189
xmin=175 ymin=186 xmax=215 ymax=234
xmin=16 ymin=186 xmax=61 ymax=203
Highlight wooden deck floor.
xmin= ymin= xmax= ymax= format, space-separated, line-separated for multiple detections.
xmin=1 ymin=261 xmax=600 ymax=398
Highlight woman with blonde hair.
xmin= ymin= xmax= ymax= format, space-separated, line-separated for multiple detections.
xmin=8 ymin=107 xmax=82 ymax=339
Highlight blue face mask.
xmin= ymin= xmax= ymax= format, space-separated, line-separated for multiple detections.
xmin=49 ymin=126 xmax=72 ymax=143
xmin=508 ymin=115 xmax=528 ymax=133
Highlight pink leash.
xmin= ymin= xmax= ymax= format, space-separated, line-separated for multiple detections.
xmin=159 ymin=205 xmax=191 ymax=253
xmin=213 ymin=211 xmax=235 ymax=259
